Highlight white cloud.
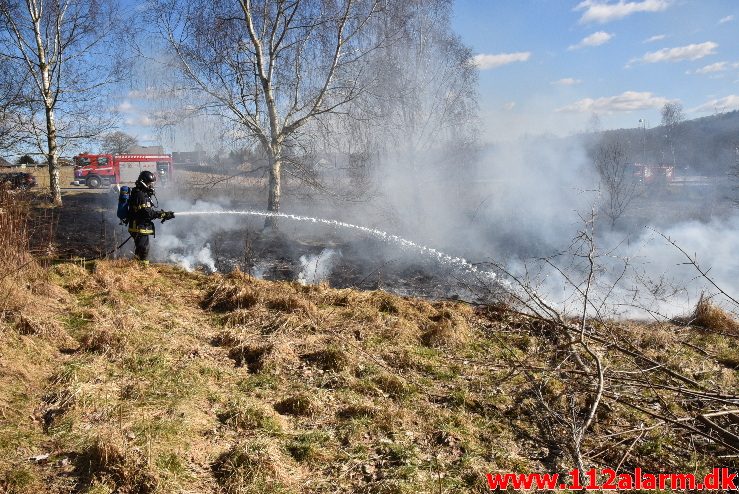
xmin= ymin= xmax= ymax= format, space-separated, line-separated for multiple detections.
xmin=691 ymin=95 xmax=739 ymax=113
xmin=502 ymin=101 xmax=516 ymax=111
xmin=575 ymin=0 xmax=671 ymax=24
xmin=719 ymin=15 xmax=735 ymax=24
xmin=644 ymin=34 xmax=666 ymax=43
xmin=117 ymin=100 xmax=135 ymax=113
xmin=629 ymin=41 xmax=718 ymax=65
xmin=689 ymin=62 xmax=729 ymax=75
xmin=472 ymin=52 xmax=531 ymax=70
xmin=552 ymin=78 xmax=583 ymax=86
xmin=568 ymin=31 xmax=613 ymax=50
xmin=557 ymin=91 xmax=671 ymax=113
xmin=124 ymin=114 xmax=155 ymax=127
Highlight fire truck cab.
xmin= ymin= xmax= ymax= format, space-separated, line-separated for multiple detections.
xmin=72 ymin=153 xmax=174 ymax=188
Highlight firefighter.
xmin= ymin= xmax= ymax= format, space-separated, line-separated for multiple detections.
xmin=128 ymin=170 xmax=175 ymax=264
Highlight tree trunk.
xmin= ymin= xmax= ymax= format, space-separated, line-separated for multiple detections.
xmin=45 ymin=106 xmax=62 ymax=205
xmin=29 ymin=1 xmax=62 ymax=206
xmin=264 ymin=144 xmax=282 ymax=229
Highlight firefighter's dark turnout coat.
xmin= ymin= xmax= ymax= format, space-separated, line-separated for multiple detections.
xmin=128 ymin=185 xmax=164 ymax=261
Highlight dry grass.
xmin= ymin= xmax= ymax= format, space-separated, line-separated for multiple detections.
xmin=206 ymin=271 xmax=316 ymax=316
xmin=9 ymin=312 xmax=61 ymax=337
xmin=218 ymin=400 xmax=285 ymax=433
xmin=227 ymin=341 xmax=298 ymax=373
xmin=371 ymin=373 xmax=412 ymax=399
xmin=0 ymin=188 xmax=51 ymax=326
xmin=301 ymin=345 xmax=351 ymax=372
xmin=618 ymin=321 xmax=677 ymax=353
xmin=25 ymin=166 xmax=75 ymax=189
xmin=0 ymin=187 xmax=31 ymax=272
xmin=689 ymin=294 xmax=739 ymax=335
xmin=212 ymin=440 xmax=297 ymax=494
xmin=2 ymin=249 xmax=738 ymax=493
xmin=79 ymin=327 xmax=126 ymax=354
xmin=78 ymin=432 xmax=158 ymax=493
xmin=337 ymin=403 xmax=379 ymax=420
xmin=273 ymin=392 xmax=318 ymax=417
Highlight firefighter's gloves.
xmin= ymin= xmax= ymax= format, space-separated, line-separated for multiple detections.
xmin=160 ymin=211 xmax=175 ymax=222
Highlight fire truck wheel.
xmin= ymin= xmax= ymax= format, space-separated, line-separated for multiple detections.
xmin=86 ymin=175 xmax=102 ymax=189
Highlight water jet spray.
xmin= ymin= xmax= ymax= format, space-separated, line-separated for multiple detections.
xmin=175 ymin=210 xmax=498 ymax=283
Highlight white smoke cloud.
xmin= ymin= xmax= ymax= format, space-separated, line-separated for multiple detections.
xmin=507 ymin=212 xmax=739 ymax=319
xmin=251 ymin=261 xmax=270 ymax=279
xmin=616 ymin=215 xmax=739 ymax=315
xmin=169 ymin=244 xmax=217 ymax=272
xmin=150 ymin=198 xmax=234 ymax=272
xmin=298 ymin=248 xmax=341 ymax=285
xmin=139 ymin=135 xmax=739 ymax=322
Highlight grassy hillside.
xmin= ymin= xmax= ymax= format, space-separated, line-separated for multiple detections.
xmin=1 ymin=258 xmax=737 ymax=493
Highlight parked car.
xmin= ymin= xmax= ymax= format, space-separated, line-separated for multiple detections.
xmin=0 ymin=172 xmax=37 ymax=190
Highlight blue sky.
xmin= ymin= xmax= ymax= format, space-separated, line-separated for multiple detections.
xmin=452 ymin=0 xmax=739 ymax=142
xmin=121 ymin=0 xmax=739 ymax=148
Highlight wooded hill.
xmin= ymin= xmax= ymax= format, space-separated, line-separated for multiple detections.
xmin=591 ymin=110 xmax=739 ymax=176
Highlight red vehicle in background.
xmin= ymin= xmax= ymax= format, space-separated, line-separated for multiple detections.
xmin=631 ymin=163 xmax=674 ymax=185
xmin=72 ymin=153 xmax=174 ymax=188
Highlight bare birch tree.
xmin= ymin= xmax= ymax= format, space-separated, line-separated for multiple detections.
xmin=660 ymin=102 xmax=684 ymax=166
xmin=0 ymin=0 xmax=121 ymax=205
xmin=363 ymin=1 xmax=477 ymax=163
xmin=594 ymin=138 xmax=638 ymax=227
xmin=328 ymin=0 xmax=478 ymax=230
xmin=154 ymin=0 xmax=384 ymax=225
xmin=101 ymin=131 xmax=139 ymax=154
xmin=0 ymin=53 xmax=29 ymax=153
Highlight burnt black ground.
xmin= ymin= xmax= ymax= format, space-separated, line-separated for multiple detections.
xmin=30 ymin=189 xmax=117 ymax=259
xmin=31 ymin=189 xmax=500 ymax=303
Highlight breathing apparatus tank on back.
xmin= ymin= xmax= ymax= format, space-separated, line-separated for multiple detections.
xmin=117 ymin=186 xmax=131 ymax=225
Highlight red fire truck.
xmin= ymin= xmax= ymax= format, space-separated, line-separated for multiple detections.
xmin=631 ymin=163 xmax=674 ymax=185
xmin=71 ymin=153 xmax=174 ymax=188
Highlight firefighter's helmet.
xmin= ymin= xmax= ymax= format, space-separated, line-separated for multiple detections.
xmin=136 ymin=170 xmax=157 ymax=189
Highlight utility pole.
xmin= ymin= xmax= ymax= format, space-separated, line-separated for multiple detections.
xmin=638 ymin=118 xmax=648 ymax=164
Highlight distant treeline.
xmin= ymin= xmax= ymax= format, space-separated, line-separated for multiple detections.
xmin=590 ymin=110 xmax=739 ymax=176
